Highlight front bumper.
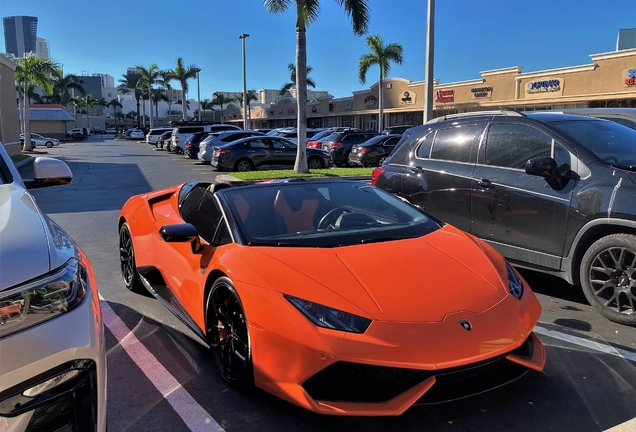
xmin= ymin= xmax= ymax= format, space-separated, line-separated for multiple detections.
xmin=246 ymin=286 xmax=544 ymax=416
xmin=0 ymin=264 xmax=107 ymax=431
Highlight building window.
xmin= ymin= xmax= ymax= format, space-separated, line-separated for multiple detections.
xmin=341 ymin=115 xmax=355 ymax=128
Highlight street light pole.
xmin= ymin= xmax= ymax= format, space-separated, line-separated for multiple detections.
xmin=423 ymin=0 xmax=435 ymax=123
xmin=239 ymin=33 xmax=249 ymax=130
xmin=196 ymin=68 xmax=201 ymax=124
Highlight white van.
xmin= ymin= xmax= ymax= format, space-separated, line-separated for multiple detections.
xmin=146 ymin=127 xmax=173 ymax=145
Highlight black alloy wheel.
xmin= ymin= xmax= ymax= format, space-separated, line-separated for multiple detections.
xmin=119 ymin=222 xmax=144 ymax=293
xmin=207 ymin=277 xmax=253 ymax=387
xmin=308 ymin=156 xmax=324 ymax=170
xmin=581 ymin=234 xmax=636 ymax=326
xmin=235 ymin=159 xmax=254 ymax=172
xmin=377 ymin=155 xmax=387 ymax=166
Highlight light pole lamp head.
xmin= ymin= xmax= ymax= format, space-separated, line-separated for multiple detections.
xmin=239 ymin=34 xmax=250 ymax=39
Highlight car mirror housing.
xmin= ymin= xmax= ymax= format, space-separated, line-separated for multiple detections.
xmin=24 ymin=157 xmax=73 ymax=189
xmin=159 ymin=223 xmax=203 ymax=253
xmin=525 ymin=156 xmax=567 ymax=190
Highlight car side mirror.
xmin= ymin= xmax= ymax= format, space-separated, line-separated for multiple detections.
xmin=159 ymin=223 xmax=203 ymax=253
xmin=525 ymin=156 xmax=566 ymax=190
xmin=24 ymin=157 xmax=73 ymax=189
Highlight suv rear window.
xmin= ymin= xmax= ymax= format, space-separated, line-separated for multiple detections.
xmin=178 ymin=127 xmax=204 ymax=134
xmin=430 ymin=124 xmax=480 ymax=163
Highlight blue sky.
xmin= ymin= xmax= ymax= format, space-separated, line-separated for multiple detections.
xmin=2 ymin=0 xmax=635 ymax=100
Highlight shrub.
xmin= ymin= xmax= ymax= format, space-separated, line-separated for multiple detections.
xmin=72 ymin=132 xmax=84 ymax=140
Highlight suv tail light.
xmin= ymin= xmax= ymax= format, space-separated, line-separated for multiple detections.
xmin=359 ymin=148 xmax=370 ymax=154
xmin=174 ymin=136 xmax=179 ymax=144
xmin=307 ymin=141 xmax=318 ymax=148
xmin=371 ymin=166 xmax=386 ymax=185
xmin=185 ymin=141 xmax=193 ymax=148
xmin=329 ymin=141 xmax=342 ymax=148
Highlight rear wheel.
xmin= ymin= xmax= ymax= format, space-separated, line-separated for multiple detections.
xmin=235 ymin=159 xmax=254 ymax=172
xmin=45 ymin=141 xmax=54 ymax=148
xmin=308 ymin=156 xmax=324 ymax=170
xmin=377 ymin=155 xmax=387 ymax=166
xmin=119 ymin=222 xmax=144 ymax=293
xmin=580 ymin=233 xmax=636 ymax=326
xmin=166 ymin=141 xmax=173 ymax=152
xmin=206 ymin=277 xmax=253 ymax=387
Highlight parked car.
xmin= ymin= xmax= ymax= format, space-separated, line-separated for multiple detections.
xmin=255 ymin=128 xmax=273 ymax=134
xmin=169 ymin=124 xmax=242 ymax=154
xmin=349 ymin=134 xmax=402 ymax=167
xmin=129 ymin=129 xmax=145 ymax=140
xmin=321 ymin=130 xmax=380 ymax=166
xmin=146 ymin=127 xmax=173 ymax=144
xmin=0 ymin=143 xmax=107 ymax=431
xmin=271 ymin=128 xmax=320 ymax=145
xmin=118 ymin=179 xmax=544 ymax=415
xmin=183 ymin=131 xmax=213 ymax=159
xmin=306 ymin=129 xmax=335 ymax=149
xmin=19 ymin=133 xmax=61 ymax=148
xmin=211 ymin=136 xmax=331 ymax=171
xmin=382 ymin=125 xmax=414 ymax=135
xmin=198 ymin=130 xmax=265 ymax=164
xmin=66 ymin=128 xmax=84 ymax=137
xmin=372 ymin=110 xmax=636 ymax=325
xmin=156 ymin=131 xmax=172 ymax=149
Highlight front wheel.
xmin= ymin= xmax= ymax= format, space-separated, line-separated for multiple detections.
xmin=580 ymin=233 xmax=636 ymax=326
xmin=308 ymin=156 xmax=324 ymax=170
xmin=377 ymin=155 xmax=387 ymax=166
xmin=46 ymin=141 xmax=54 ymax=148
xmin=206 ymin=277 xmax=253 ymax=387
xmin=234 ymin=159 xmax=254 ymax=172
xmin=119 ymin=222 xmax=144 ymax=293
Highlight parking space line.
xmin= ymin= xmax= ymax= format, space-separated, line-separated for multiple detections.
xmin=100 ymin=295 xmax=225 ymax=432
xmin=535 ymin=325 xmax=636 ymax=363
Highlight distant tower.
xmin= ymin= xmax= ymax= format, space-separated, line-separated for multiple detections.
xmin=3 ymin=16 xmax=38 ymax=57
xmin=35 ymin=37 xmax=49 ymax=58
xmin=617 ymin=28 xmax=636 ymax=51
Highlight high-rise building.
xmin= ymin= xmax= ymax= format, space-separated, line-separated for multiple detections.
xmin=93 ymin=73 xmax=114 ymax=88
xmin=3 ymin=16 xmax=38 ymax=57
xmin=617 ymin=28 xmax=636 ymax=51
xmin=35 ymin=37 xmax=49 ymax=58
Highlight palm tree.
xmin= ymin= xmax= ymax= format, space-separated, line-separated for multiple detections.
xmin=163 ymin=58 xmax=199 ymax=121
xmin=151 ymin=88 xmax=169 ymax=124
xmin=136 ymin=63 xmax=161 ymax=129
xmin=200 ymin=98 xmax=215 ymax=121
xmin=264 ymin=0 xmax=369 ymax=173
xmin=358 ymin=34 xmax=404 ymax=132
xmin=117 ymin=70 xmax=143 ymax=127
xmin=211 ymin=92 xmax=235 ymax=123
xmin=15 ymin=53 xmax=59 ymax=151
xmin=280 ymin=63 xmax=316 ymax=96
xmin=77 ymin=94 xmax=98 ymax=130
xmin=108 ymin=98 xmax=123 ymax=130
xmin=235 ymin=90 xmax=258 ymax=109
xmin=94 ymin=97 xmax=108 ymax=116
xmin=51 ymin=70 xmax=85 ymax=106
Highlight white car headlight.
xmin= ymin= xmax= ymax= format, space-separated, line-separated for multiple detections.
xmin=0 ymin=259 xmax=87 ymax=338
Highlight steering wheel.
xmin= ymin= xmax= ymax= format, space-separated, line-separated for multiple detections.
xmin=603 ymin=156 xmax=619 ymax=164
xmin=318 ymin=207 xmax=350 ymax=230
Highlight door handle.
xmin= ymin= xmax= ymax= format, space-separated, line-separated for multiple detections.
xmin=477 ymin=179 xmax=495 ymax=189
xmin=274 ymin=151 xmax=282 ymax=153
xmin=248 ymin=150 xmax=255 ymax=153
xmin=410 ymin=166 xmax=423 ymax=174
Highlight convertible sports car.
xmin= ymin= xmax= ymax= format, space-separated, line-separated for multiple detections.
xmin=118 ymin=179 xmax=546 ymax=416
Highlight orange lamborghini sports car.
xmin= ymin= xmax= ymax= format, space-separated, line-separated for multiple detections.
xmin=118 ymin=179 xmax=546 ymax=416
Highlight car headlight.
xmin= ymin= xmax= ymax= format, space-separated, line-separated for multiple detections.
xmin=284 ymin=294 xmax=371 ymax=333
xmin=505 ymin=262 xmax=524 ymax=300
xmin=0 ymin=258 xmax=87 ymax=338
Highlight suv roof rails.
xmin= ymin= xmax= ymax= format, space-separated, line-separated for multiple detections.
xmin=169 ymin=120 xmax=215 ymax=126
xmin=426 ymin=110 xmax=526 ymax=124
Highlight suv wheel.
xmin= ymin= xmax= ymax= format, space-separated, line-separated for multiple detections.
xmin=580 ymin=233 xmax=636 ymax=326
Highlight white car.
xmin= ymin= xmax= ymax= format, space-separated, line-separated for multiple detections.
xmin=130 ymin=129 xmax=146 ymax=140
xmin=0 ymin=144 xmax=107 ymax=431
xmin=19 ymin=133 xmax=61 ymax=148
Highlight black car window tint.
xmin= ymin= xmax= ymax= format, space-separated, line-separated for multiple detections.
xmin=248 ymin=140 xmax=263 ymax=148
xmin=213 ymin=219 xmax=232 ymax=246
xmin=179 ymin=187 xmax=223 ymax=243
xmin=430 ymin=125 xmax=478 ymax=163
xmin=272 ymin=140 xmax=292 ymax=149
xmin=415 ymin=131 xmax=435 ymax=159
xmin=485 ymin=123 xmax=552 ymax=169
xmin=385 ymin=137 xmax=400 ymax=146
xmin=221 ymin=134 xmax=238 ymax=142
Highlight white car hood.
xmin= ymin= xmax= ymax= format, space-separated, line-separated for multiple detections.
xmin=0 ymin=184 xmax=75 ymax=290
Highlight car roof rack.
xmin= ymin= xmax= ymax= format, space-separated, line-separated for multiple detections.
xmin=426 ymin=110 xmax=526 ymax=124
xmin=169 ymin=120 xmax=215 ymax=126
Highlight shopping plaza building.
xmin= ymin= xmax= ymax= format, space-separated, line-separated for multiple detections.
xmin=237 ymin=48 xmax=636 ymax=130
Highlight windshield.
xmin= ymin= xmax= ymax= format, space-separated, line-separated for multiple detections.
xmin=309 ymin=130 xmax=330 ymax=141
xmin=551 ymin=119 xmax=636 ymax=168
xmin=221 ymin=182 xmax=440 ymax=247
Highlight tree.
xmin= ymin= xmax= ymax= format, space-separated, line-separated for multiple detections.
xmin=264 ymin=0 xmax=369 ymax=173
xmin=211 ymin=92 xmax=235 ymax=123
xmin=117 ymin=70 xmax=143 ymax=127
xmin=108 ymin=98 xmax=123 ymax=130
xmin=151 ymin=88 xmax=169 ymax=124
xmin=77 ymin=94 xmax=98 ymax=130
xmin=200 ymin=98 xmax=215 ymax=121
xmin=15 ymin=53 xmax=59 ymax=151
xmin=280 ymin=63 xmax=316 ymax=96
xmin=235 ymin=90 xmax=258 ymax=109
xmin=358 ymin=34 xmax=404 ymax=132
xmin=163 ymin=58 xmax=199 ymax=121
xmin=136 ymin=63 xmax=161 ymax=129
xmin=51 ymin=70 xmax=85 ymax=106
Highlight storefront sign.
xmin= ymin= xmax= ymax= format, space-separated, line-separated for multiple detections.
xmin=364 ymin=95 xmax=377 ymax=107
xmin=527 ymin=79 xmax=561 ymax=94
xmin=343 ymin=101 xmax=353 ymax=110
xmin=434 ymin=90 xmax=454 ymax=103
xmin=471 ymin=86 xmax=493 ymax=99
xmin=625 ymin=68 xmax=636 ymax=86
xmin=287 ymin=109 xmax=294 ymax=115
xmin=399 ymin=91 xmax=416 ymax=105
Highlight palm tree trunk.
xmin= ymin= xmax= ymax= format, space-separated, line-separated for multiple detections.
xmin=148 ymin=87 xmax=153 ymax=130
xmin=23 ymin=81 xmax=33 ymax=151
xmin=181 ymin=86 xmax=187 ymax=121
xmin=378 ymin=71 xmax=384 ymax=132
xmin=294 ymin=19 xmax=309 ymax=174
xmin=135 ymin=97 xmax=141 ymax=128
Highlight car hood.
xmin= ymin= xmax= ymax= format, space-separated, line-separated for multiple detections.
xmin=252 ymin=226 xmax=509 ymax=322
xmin=0 ymin=184 xmax=77 ymax=290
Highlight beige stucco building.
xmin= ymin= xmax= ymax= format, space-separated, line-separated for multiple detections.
xmin=0 ymin=54 xmax=21 ymax=155
xmin=243 ymin=48 xmax=636 ymax=131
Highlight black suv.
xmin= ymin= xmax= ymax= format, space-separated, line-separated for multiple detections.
xmin=382 ymin=125 xmax=414 ymax=135
xmin=322 ymin=131 xmax=379 ymax=166
xmin=373 ymin=110 xmax=636 ymax=325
